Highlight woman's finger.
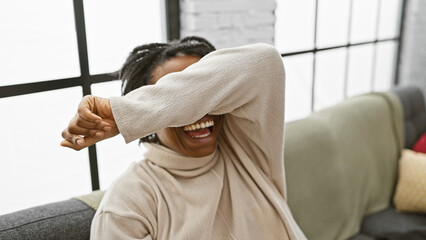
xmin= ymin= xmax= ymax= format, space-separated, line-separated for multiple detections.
xmin=67 ymin=124 xmax=105 ymax=138
xmin=61 ymin=129 xmax=85 ymax=146
xmin=78 ymin=106 xmax=102 ymax=123
xmin=68 ymin=123 xmax=92 ymax=136
xmin=78 ymin=96 xmax=103 ymax=123
xmin=75 ymin=116 xmax=99 ymax=129
xmin=60 ymin=140 xmax=84 ymax=151
xmin=60 ymin=134 xmax=100 ymax=150
xmin=73 ymin=115 xmax=109 ymax=130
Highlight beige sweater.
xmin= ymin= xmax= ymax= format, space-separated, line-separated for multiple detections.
xmin=91 ymin=44 xmax=307 ymax=240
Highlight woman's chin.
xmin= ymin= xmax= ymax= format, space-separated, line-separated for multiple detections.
xmin=181 ymin=141 xmax=218 ymax=158
xmin=184 ymin=150 xmax=215 ymax=158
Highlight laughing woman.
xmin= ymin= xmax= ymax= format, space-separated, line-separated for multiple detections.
xmin=61 ymin=36 xmax=307 ymax=240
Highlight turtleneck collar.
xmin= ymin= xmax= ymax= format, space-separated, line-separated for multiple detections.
xmin=142 ymin=143 xmax=219 ymax=177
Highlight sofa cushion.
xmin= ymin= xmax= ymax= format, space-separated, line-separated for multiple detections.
xmin=394 ymin=150 xmax=426 ymax=213
xmin=0 ymin=199 xmax=95 ymax=240
xmin=351 ymin=230 xmax=426 ymax=240
xmin=359 ymin=207 xmax=426 ymax=235
xmin=373 ymin=231 xmax=426 ymax=240
xmin=73 ymin=189 xmax=105 ymax=210
xmin=284 ymin=92 xmax=404 ymax=240
xmin=349 ymin=233 xmax=374 ymax=240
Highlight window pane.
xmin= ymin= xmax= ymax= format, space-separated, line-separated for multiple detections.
xmin=317 ymin=0 xmax=350 ymax=48
xmin=283 ymin=54 xmax=314 ymax=122
xmin=84 ymin=0 xmax=163 ymax=75
xmin=314 ymin=48 xmax=346 ymax=111
xmin=275 ymin=0 xmax=316 ymax=53
xmin=347 ymin=44 xmax=375 ymax=97
xmin=0 ymin=87 xmax=91 ymax=215
xmin=350 ymin=0 xmax=379 ymax=43
xmin=0 ymin=1 xmax=80 ymax=86
xmin=378 ymin=0 xmax=402 ymax=39
xmin=91 ymin=81 xmax=146 ymax=189
xmin=374 ymin=41 xmax=397 ymax=91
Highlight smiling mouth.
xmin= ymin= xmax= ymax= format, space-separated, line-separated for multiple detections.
xmin=182 ymin=120 xmax=214 ymax=139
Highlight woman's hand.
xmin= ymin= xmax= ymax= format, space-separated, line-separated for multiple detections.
xmin=60 ymin=95 xmax=119 ymax=150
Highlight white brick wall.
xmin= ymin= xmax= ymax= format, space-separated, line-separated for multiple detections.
xmin=180 ymin=0 xmax=276 ymax=49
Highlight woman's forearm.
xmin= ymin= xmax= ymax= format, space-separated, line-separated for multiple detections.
xmin=111 ymin=43 xmax=285 ymax=143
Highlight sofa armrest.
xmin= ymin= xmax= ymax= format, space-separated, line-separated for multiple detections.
xmin=0 ymin=190 xmax=105 ymax=240
xmin=0 ymin=199 xmax=94 ymax=240
xmin=393 ymin=85 xmax=426 ymax=148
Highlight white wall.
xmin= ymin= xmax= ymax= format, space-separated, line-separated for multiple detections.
xmin=180 ymin=0 xmax=276 ymax=49
xmin=399 ymin=0 xmax=426 ymax=100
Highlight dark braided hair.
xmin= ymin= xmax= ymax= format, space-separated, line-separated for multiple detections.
xmin=115 ymin=36 xmax=216 ymax=143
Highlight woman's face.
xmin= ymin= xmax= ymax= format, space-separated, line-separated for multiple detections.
xmin=150 ymin=55 xmax=223 ymax=157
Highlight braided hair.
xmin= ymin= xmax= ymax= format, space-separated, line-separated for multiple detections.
xmin=116 ymin=36 xmax=216 ymax=143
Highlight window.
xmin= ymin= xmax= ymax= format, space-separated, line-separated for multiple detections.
xmin=0 ymin=87 xmax=91 ymax=214
xmin=0 ymin=0 xmax=165 ymax=215
xmin=0 ymin=0 xmax=80 ymax=86
xmin=84 ymin=0 xmax=163 ymax=75
xmin=284 ymin=54 xmax=314 ymax=122
xmin=275 ymin=0 xmax=404 ymax=121
xmin=275 ymin=0 xmax=316 ymax=53
xmin=314 ymin=48 xmax=346 ymax=111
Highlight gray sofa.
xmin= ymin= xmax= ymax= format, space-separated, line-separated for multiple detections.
xmin=348 ymin=86 xmax=426 ymax=240
xmin=0 ymin=85 xmax=425 ymax=240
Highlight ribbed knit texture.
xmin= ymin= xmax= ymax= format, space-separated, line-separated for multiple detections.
xmin=91 ymin=44 xmax=306 ymax=240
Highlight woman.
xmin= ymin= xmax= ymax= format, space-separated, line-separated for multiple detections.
xmin=61 ymin=36 xmax=306 ymax=240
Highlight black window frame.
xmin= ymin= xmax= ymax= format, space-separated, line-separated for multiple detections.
xmin=278 ymin=0 xmax=407 ymax=112
xmin=0 ymin=0 xmax=180 ymax=191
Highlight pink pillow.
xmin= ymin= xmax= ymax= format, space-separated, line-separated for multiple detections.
xmin=413 ymin=133 xmax=426 ymax=154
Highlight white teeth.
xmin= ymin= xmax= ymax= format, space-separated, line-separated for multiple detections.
xmin=193 ymin=132 xmax=211 ymax=138
xmin=183 ymin=120 xmax=214 ymax=132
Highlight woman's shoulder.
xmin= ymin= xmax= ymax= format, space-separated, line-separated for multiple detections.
xmin=92 ymin=161 xmax=158 ymax=239
xmin=99 ymin=160 xmax=159 ymax=215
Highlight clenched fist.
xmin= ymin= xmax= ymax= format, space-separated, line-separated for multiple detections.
xmin=61 ymin=95 xmax=119 ymax=150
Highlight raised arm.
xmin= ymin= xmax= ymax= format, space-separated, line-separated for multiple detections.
xmin=112 ymin=43 xmax=284 ymax=143
xmin=61 ymin=43 xmax=286 ymax=196
xmin=61 ymin=43 xmax=285 ymax=169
